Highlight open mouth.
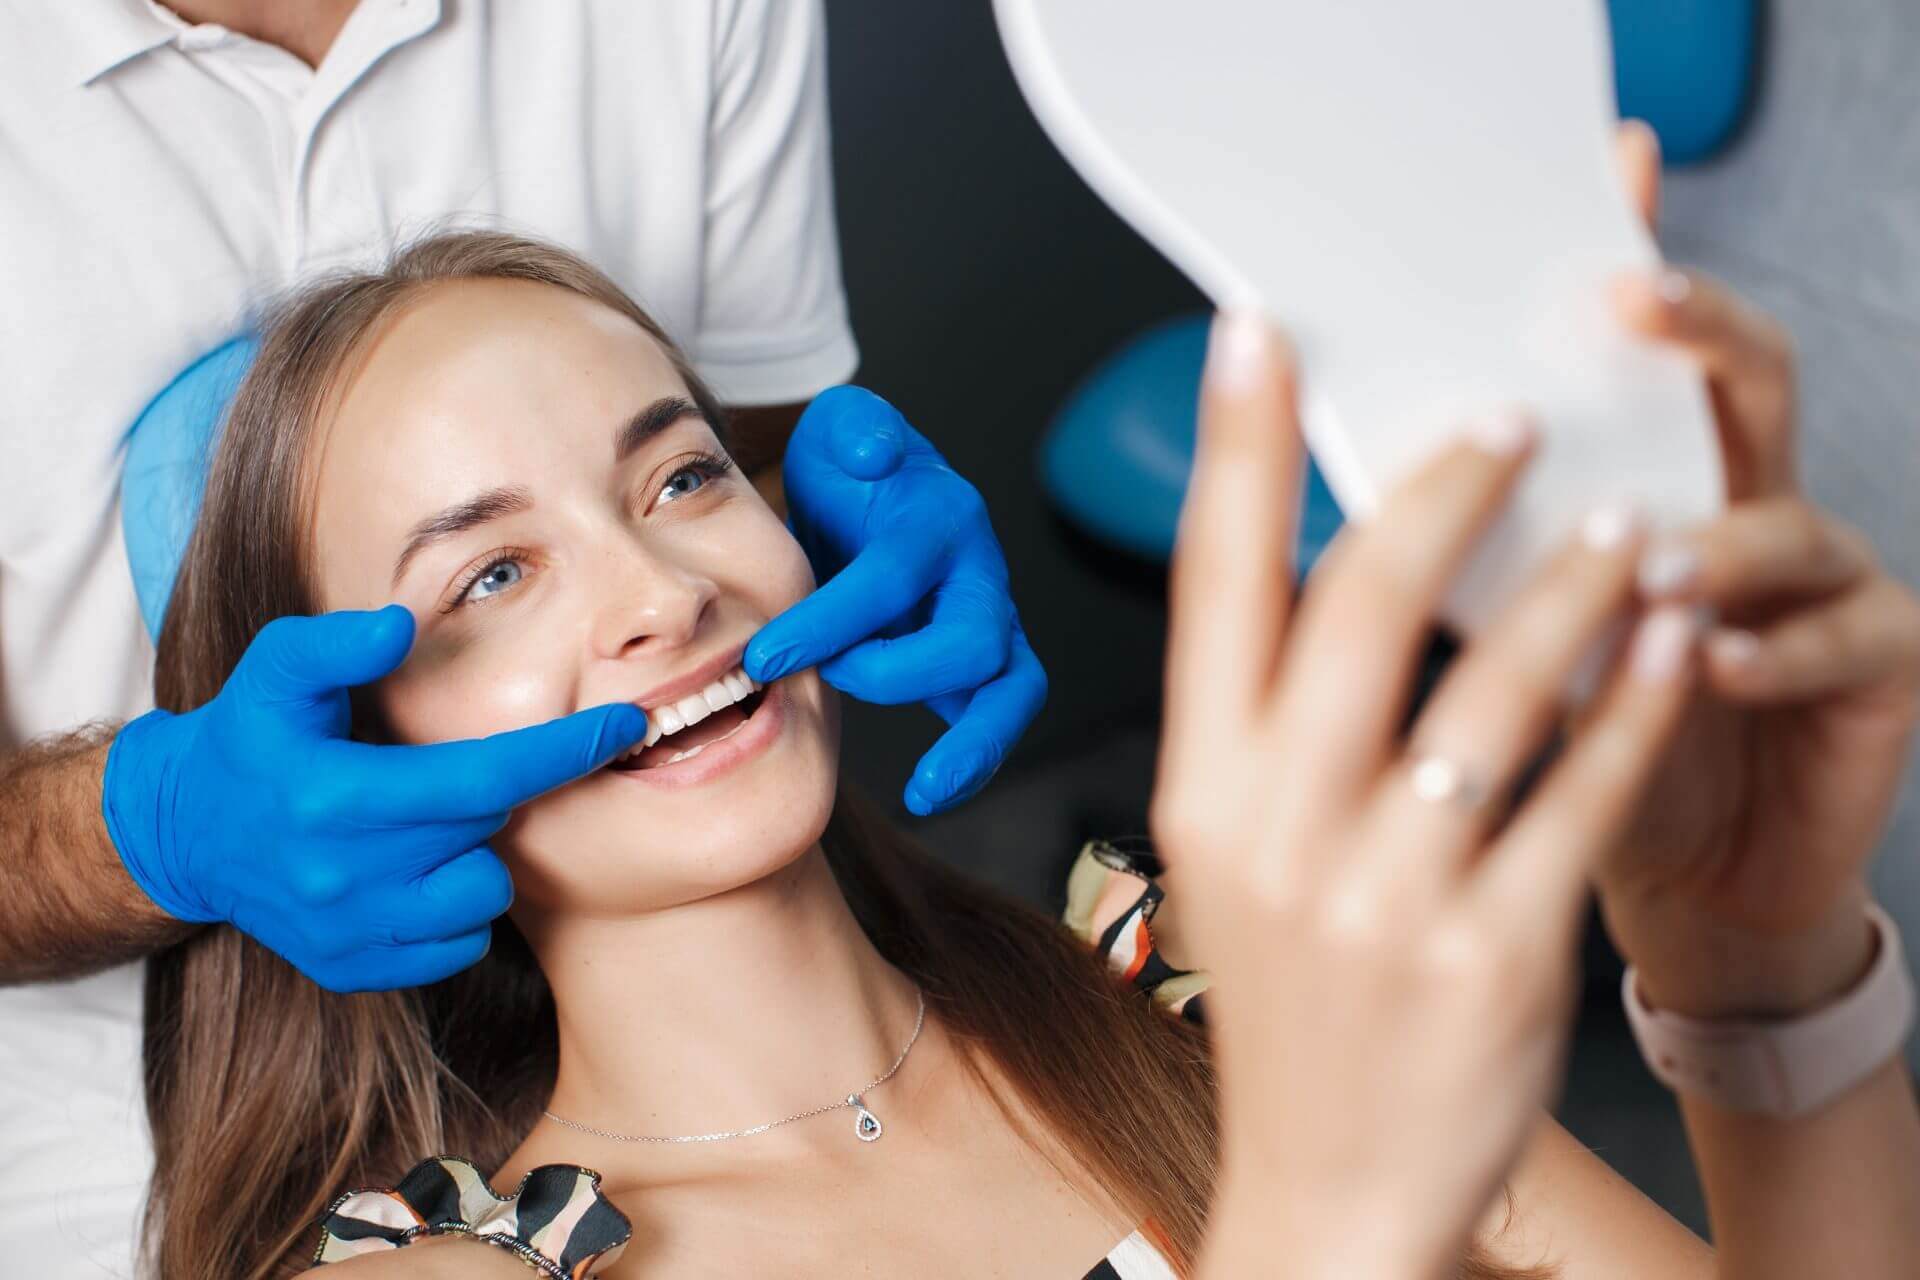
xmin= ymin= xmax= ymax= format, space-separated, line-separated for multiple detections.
xmin=608 ymin=665 xmax=768 ymax=772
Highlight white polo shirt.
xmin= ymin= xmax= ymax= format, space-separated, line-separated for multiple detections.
xmin=0 ymin=2 xmax=856 ymax=1274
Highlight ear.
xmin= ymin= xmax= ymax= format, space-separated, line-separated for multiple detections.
xmin=1614 ymin=119 xmax=1663 ymax=231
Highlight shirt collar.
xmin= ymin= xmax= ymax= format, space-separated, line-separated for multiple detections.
xmin=48 ymin=0 xmax=181 ymax=88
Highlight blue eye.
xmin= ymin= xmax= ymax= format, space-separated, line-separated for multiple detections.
xmin=660 ymin=465 xmax=708 ymax=502
xmin=655 ymin=451 xmax=733 ymax=506
xmin=465 ymin=558 xmax=523 ymax=602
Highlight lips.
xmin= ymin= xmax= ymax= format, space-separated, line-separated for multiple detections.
xmin=606 ymin=678 xmax=789 ymax=789
xmin=612 ymin=686 xmax=766 ymax=771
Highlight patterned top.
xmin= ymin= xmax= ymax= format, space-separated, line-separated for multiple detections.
xmin=312 ymin=841 xmax=1199 ymax=1279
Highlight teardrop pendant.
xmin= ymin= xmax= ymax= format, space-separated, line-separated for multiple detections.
xmin=849 ymin=1093 xmax=883 ymax=1142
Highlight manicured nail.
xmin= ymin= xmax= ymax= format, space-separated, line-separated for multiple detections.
xmin=1582 ymin=501 xmax=1643 ymax=551
xmin=1205 ymin=309 xmax=1273 ymax=395
xmin=1708 ymin=628 xmax=1762 ymax=667
xmin=1631 ymin=606 xmax=1698 ymax=681
xmin=1637 ymin=540 xmax=1700 ymax=596
xmin=1466 ymin=407 xmax=1537 ymax=457
xmin=1657 ymin=270 xmax=1692 ymax=306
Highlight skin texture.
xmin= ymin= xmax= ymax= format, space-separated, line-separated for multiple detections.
xmin=309 ymin=279 xmax=837 ymax=917
xmin=1182 ymin=125 xmax=1920 ymax=1280
xmin=304 ymin=280 xmax=1134 ymax=1278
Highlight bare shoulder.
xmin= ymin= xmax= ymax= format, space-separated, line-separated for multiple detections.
xmin=1474 ymin=1108 xmax=1714 ymax=1280
xmin=311 ymin=1235 xmax=530 ymax=1279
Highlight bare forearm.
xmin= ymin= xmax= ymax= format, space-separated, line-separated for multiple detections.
xmin=1634 ymin=897 xmax=1920 ymax=1278
xmin=0 ymin=725 xmax=192 ymax=982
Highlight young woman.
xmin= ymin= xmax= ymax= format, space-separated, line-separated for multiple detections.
xmin=140 ymin=137 xmax=1920 ymax=1280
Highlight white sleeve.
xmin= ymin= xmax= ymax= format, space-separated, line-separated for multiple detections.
xmin=693 ymin=0 xmax=860 ymax=406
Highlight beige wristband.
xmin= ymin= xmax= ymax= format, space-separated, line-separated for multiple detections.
xmin=1621 ymin=902 xmax=1915 ymax=1117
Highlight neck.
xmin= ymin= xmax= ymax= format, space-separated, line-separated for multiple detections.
xmin=526 ymin=845 xmax=925 ymax=1159
xmin=160 ymin=1 xmax=361 ymax=68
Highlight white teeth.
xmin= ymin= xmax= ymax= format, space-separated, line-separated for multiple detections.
xmin=700 ymin=679 xmax=733 ymax=714
xmin=630 ymin=665 xmax=762 ymax=756
xmin=673 ymin=690 xmax=714 ymax=730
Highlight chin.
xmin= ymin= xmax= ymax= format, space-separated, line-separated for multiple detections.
xmin=501 ymin=674 xmax=842 ymax=914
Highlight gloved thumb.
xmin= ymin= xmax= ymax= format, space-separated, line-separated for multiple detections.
xmin=238 ymin=605 xmax=417 ymax=706
xmin=806 ymin=385 xmax=908 ymax=483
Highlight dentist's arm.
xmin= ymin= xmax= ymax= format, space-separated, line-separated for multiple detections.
xmin=0 ymin=607 xmax=646 ymax=991
xmin=0 ymin=730 xmax=188 ymax=982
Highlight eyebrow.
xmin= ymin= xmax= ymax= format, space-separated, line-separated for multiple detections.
xmin=617 ymin=395 xmax=705 ymax=462
xmin=390 ymin=486 xmax=532 ymax=589
xmin=388 ymin=397 xmax=708 ymax=590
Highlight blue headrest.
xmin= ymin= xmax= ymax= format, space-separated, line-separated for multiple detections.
xmin=1609 ymin=0 xmax=1756 ymax=164
xmin=1038 ymin=313 xmax=1344 ymax=570
xmin=122 ymin=335 xmax=259 ymax=642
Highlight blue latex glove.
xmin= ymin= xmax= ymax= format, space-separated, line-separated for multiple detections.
xmin=744 ymin=387 xmax=1047 ymax=815
xmin=103 ymin=605 xmax=646 ymax=992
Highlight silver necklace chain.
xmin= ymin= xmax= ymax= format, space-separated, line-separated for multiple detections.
xmin=542 ymin=988 xmax=926 ymax=1146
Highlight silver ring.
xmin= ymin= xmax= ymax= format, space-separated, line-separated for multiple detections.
xmin=1407 ymin=751 xmax=1493 ymax=814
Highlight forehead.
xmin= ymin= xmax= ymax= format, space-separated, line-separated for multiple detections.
xmin=308 ymin=277 xmax=693 ymax=604
xmin=323 ymin=277 xmax=688 ymax=476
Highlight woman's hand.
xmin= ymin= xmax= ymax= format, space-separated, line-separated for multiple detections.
xmin=1153 ymin=313 xmax=1700 ymax=1278
xmin=1588 ymin=125 xmax=1920 ymax=1018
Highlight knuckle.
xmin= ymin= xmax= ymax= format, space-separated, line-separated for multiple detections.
xmin=1340 ymin=528 xmax=1425 ymax=604
xmin=1311 ymin=876 xmax=1392 ymax=951
xmin=287 ymin=860 xmax=350 ymax=908
xmin=1573 ymin=719 xmax=1643 ymax=785
xmin=285 ymin=774 xmax=350 ymax=831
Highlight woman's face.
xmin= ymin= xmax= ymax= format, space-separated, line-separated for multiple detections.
xmin=308 ymin=278 xmax=838 ymax=916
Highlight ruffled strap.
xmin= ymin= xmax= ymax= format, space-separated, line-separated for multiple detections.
xmin=1062 ymin=839 xmax=1210 ymax=1025
xmin=312 ymin=1156 xmax=630 ymax=1277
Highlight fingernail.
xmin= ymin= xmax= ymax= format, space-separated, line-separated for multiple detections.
xmin=1466 ymin=407 xmax=1537 ymax=457
xmin=1708 ymin=628 xmax=1762 ymax=667
xmin=1637 ymin=540 xmax=1700 ymax=596
xmin=1205 ymin=309 xmax=1273 ymax=395
xmin=1631 ymin=606 xmax=1698 ymax=682
xmin=745 ymin=641 xmax=792 ymax=682
xmin=1657 ymin=269 xmax=1692 ymax=306
xmin=1582 ymin=501 xmax=1643 ymax=551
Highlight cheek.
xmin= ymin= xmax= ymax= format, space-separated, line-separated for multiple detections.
xmin=374 ymin=633 xmax=575 ymax=746
xmin=738 ymin=510 xmax=818 ymax=615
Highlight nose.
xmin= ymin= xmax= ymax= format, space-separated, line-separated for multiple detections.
xmin=588 ymin=540 xmax=718 ymax=661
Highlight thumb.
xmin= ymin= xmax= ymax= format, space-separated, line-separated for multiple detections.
xmin=803 ymin=385 xmax=909 ymax=483
xmin=238 ymin=605 xmax=416 ymax=705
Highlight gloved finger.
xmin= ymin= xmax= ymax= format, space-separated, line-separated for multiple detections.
xmin=902 ymin=629 xmax=1047 ymax=816
xmin=312 ymin=926 xmax=495 ymax=994
xmin=745 ymin=532 xmax=946 ymax=684
xmin=238 ymin=605 xmax=415 ymax=707
xmin=788 ymin=385 xmax=910 ymax=485
xmin=365 ymin=701 xmax=647 ymax=823
xmin=378 ymin=846 xmax=515 ymax=945
xmin=817 ymin=572 xmax=1014 ymax=705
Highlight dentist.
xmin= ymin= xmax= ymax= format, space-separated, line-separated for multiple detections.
xmin=0 ymin=3 xmax=1042 ymax=1276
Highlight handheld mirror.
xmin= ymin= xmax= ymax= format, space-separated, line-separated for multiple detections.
xmin=993 ymin=0 xmax=1723 ymax=631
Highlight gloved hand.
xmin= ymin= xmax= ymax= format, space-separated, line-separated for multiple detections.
xmin=103 ymin=605 xmax=645 ymax=992
xmin=745 ymin=387 xmax=1047 ymax=814
xmin=123 ymin=349 xmax=1042 ymax=820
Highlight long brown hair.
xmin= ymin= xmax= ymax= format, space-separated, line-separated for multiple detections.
xmin=142 ymin=231 xmax=1551 ymax=1280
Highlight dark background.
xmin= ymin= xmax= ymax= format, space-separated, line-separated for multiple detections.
xmin=817 ymin=0 xmax=1715 ymax=1239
